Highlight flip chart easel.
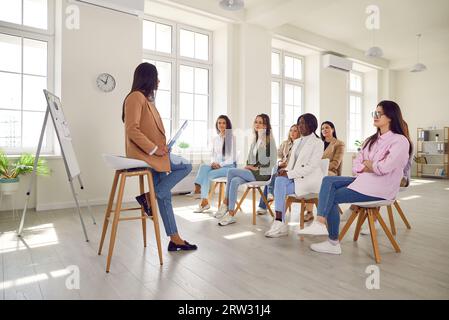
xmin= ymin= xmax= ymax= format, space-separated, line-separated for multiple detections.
xmin=17 ymin=90 xmax=96 ymax=242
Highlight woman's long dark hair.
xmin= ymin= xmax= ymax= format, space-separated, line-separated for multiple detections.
xmin=320 ymin=121 xmax=337 ymax=141
xmin=215 ymin=115 xmax=233 ymax=157
xmin=298 ymin=113 xmax=319 ymax=138
xmin=254 ymin=114 xmax=272 ymax=142
xmin=363 ymin=100 xmax=412 ymax=155
xmin=122 ymin=62 xmax=159 ymax=122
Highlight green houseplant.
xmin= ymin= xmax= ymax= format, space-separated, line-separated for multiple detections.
xmin=354 ymin=140 xmax=363 ymax=152
xmin=0 ymin=150 xmax=50 ymax=193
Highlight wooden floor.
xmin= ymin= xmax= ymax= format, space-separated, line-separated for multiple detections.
xmin=1 ymin=178 xmax=449 ymax=300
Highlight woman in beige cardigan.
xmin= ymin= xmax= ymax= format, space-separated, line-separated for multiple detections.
xmin=304 ymin=121 xmax=345 ymax=221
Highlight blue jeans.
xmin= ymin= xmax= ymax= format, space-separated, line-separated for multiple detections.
xmin=151 ymin=154 xmax=192 ymax=236
xmin=317 ymin=176 xmax=384 ymax=241
xmin=258 ymin=175 xmax=276 ymax=209
xmin=273 ymin=176 xmax=296 ymax=221
xmin=194 ymin=163 xmax=236 ymax=199
xmin=224 ymin=168 xmax=256 ymax=210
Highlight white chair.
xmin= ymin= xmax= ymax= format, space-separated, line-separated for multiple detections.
xmin=98 ymin=155 xmax=163 ymax=272
xmin=339 ymin=199 xmax=401 ymax=264
xmin=208 ymin=177 xmax=227 ymax=208
xmin=386 ymin=187 xmax=412 ymax=235
xmin=234 ymin=168 xmax=277 ymax=225
xmin=285 ymin=159 xmax=330 ymax=235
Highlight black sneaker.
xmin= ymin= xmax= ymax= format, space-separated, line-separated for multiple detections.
xmin=135 ymin=193 xmax=152 ymax=217
xmin=168 ymin=241 xmax=198 ymax=252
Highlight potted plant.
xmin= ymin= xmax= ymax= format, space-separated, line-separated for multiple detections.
xmin=354 ymin=140 xmax=363 ymax=152
xmin=0 ymin=151 xmax=50 ymax=194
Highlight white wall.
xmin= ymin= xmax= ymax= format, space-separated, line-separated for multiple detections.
xmin=394 ymin=60 xmax=449 ymax=177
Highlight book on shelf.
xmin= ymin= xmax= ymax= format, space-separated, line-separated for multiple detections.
xmin=434 ymin=168 xmax=446 ymax=176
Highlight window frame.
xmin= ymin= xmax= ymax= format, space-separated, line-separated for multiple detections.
xmin=347 ymin=71 xmax=364 ymax=152
xmin=271 ymin=48 xmax=304 ymax=144
xmin=0 ymin=0 xmax=55 ymax=155
xmin=142 ymin=15 xmax=213 ymax=153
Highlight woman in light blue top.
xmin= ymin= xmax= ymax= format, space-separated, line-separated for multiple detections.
xmin=190 ymin=115 xmax=237 ymax=212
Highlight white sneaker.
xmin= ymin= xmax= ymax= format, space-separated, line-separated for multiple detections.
xmin=187 ymin=191 xmax=201 ymax=199
xmin=296 ymin=221 xmax=329 ymax=236
xmin=265 ymin=220 xmax=288 ymax=238
xmin=340 ymin=208 xmax=354 ymax=222
xmin=257 ymin=207 xmax=267 ymax=215
xmin=310 ymin=240 xmax=342 ymax=255
xmin=360 ymin=220 xmax=380 ymax=235
xmin=218 ymin=213 xmax=236 ymax=226
xmin=214 ymin=204 xmax=228 ymax=219
xmin=193 ymin=204 xmax=211 ymax=213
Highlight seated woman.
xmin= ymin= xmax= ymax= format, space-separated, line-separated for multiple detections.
xmin=215 ymin=114 xmax=277 ymax=226
xmin=256 ymin=124 xmax=300 ymax=215
xmin=304 ymin=121 xmax=345 ymax=222
xmin=265 ymin=113 xmax=324 ymax=238
xmin=124 ymin=62 xmax=197 ymax=251
xmin=298 ymin=100 xmax=412 ymax=255
xmin=190 ymin=115 xmax=237 ymax=213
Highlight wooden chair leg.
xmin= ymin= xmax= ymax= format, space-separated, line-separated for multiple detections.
xmin=252 ymin=188 xmax=256 ymax=225
xmin=146 ymin=172 xmax=163 ymax=266
xmin=353 ymin=209 xmax=367 ymax=242
xmin=106 ymin=174 xmax=126 ymax=273
xmin=338 ymin=205 xmax=343 ymax=215
xmin=299 ymin=200 xmax=306 ymax=241
xmin=387 ymin=205 xmax=396 ymax=236
xmin=208 ymin=182 xmax=216 ymax=204
xmin=139 ymin=175 xmax=147 ymax=248
xmin=235 ymin=187 xmax=250 ymax=213
xmin=367 ymin=209 xmax=381 ymax=264
xmin=285 ymin=198 xmax=292 ymax=223
xmin=394 ymin=201 xmax=411 ymax=229
xmin=218 ymin=183 xmax=224 ymax=208
xmin=98 ymin=171 xmax=120 ymax=255
xmin=338 ymin=210 xmax=359 ymax=241
xmin=375 ymin=208 xmax=401 ymax=253
xmin=257 ymin=187 xmax=274 ymax=218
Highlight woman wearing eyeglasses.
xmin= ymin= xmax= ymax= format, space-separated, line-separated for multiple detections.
xmin=297 ymin=101 xmax=411 ymax=255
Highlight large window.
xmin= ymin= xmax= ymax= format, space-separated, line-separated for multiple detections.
xmin=0 ymin=0 xmax=54 ymax=154
xmin=348 ymin=72 xmax=363 ymax=151
xmin=143 ymin=18 xmax=212 ymax=152
xmin=271 ymin=49 xmax=304 ymax=145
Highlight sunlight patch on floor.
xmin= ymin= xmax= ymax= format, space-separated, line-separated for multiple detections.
xmin=0 ymin=223 xmax=59 ymax=254
xmin=223 ymin=231 xmax=255 ymax=240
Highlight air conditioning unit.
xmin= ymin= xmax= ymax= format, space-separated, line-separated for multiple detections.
xmin=70 ymin=0 xmax=144 ymax=17
xmin=322 ymin=54 xmax=353 ymax=72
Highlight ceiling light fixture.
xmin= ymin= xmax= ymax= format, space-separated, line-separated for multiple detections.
xmin=410 ymin=34 xmax=427 ymax=72
xmin=219 ymin=0 xmax=244 ymax=11
xmin=365 ymin=9 xmax=383 ymax=58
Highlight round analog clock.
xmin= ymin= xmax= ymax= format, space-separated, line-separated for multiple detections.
xmin=96 ymin=73 xmax=116 ymax=92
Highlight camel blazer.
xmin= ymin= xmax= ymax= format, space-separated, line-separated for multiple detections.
xmin=323 ymin=138 xmax=345 ymax=176
xmin=124 ymin=91 xmax=170 ymax=172
xmin=286 ymin=135 xmax=324 ymax=197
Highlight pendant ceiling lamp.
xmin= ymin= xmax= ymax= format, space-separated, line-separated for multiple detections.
xmin=411 ymin=34 xmax=427 ymax=72
xmin=219 ymin=0 xmax=244 ymax=11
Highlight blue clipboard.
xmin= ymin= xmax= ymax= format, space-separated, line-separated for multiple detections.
xmin=167 ymin=120 xmax=188 ymax=149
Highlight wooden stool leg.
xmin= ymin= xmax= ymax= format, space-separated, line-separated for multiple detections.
xmin=208 ymin=182 xmax=216 ymax=204
xmin=139 ymin=175 xmax=147 ymax=248
xmin=338 ymin=210 xmax=359 ymax=241
xmin=394 ymin=201 xmax=411 ymax=229
xmin=106 ymin=174 xmax=126 ymax=273
xmin=387 ymin=205 xmax=396 ymax=236
xmin=353 ymin=209 xmax=367 ymax=242
xmin=252 ymin=188 xmax=256 ymax=225
xmin=285 ymin=198 xmax=292 ymax=223
xmin=220 ymin=183 xmax=226 ymax=207
xmin=338 ymin=205 xmax=343 ymax=215
xmin=376 ymin=209 xmax=401 ymax=253
xmin=367 ymin=209 xmax=381 ymax=264
xmin=235 ymin=187 xmax=250 ymax=213
xmin=146 ymin=172 xmax=163 ymax=266
xmin=299 ymin=200 xmax=306 ymax=241
xmin=218 ymin=183 xmax=224 ymax=208
xmin=98 ymin=171 xmax=120 ymax=255
xmin=257 ymin=187 xmax=274 ymax=218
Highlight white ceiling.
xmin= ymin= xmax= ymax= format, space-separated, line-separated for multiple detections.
xmin=151 ymin=0 xmax=449 ymax=68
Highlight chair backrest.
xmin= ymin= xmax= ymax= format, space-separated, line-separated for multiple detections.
xmin=321 ymin=158 xmax=330 ymax=176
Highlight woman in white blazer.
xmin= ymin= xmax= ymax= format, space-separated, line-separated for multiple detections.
xmin=265 ymin=113 xmax=324 ymax=238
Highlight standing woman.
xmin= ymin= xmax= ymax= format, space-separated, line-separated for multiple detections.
xmin=216 ymin=114 xmax=277 ymax=226
xmin=304 ymin=121 xmax=345 ymax=221
xmin=298 ymin=101 xmax=411 ymax=256
xmin=191 ymin=115 xmax=237 ymax=212
xmin=265 ymin=114 xmax=324 ymax=238
xmin=256 ymin=124 xmax=300 ymax=215
xmin=123 ymin=62 xmax=197 ymax=251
